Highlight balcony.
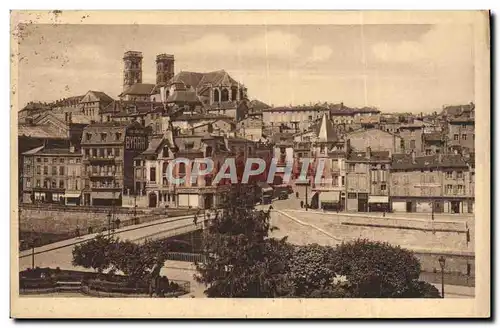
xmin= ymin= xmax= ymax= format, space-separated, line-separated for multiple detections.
xmin=84 ymin=155 xmax=117 ymax=163
xmin=91 ymin=185 xmax=121 ymax=190
xmin=89 ymin=172 xmax=116 ymax=178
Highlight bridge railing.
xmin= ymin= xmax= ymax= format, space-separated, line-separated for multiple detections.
xmin=165 ymin=252 xmax=206 ymax=263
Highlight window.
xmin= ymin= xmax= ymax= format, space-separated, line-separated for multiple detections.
xmin=59 ymin=158 xmax=64 ymax=164
xmin=36 ymin=158 xmax=41 ymax=163
xmin=185 ymin=142 xmax=194 ymax=150
xmin=400 ymin=139 xmax=405 ymax=149
xmin=462 ymin=134 xmax=467 ymax=140
xmin=457 ymin=171 xmax=463 ymax=179
xmin=454 ymin=134 xmax=459 ymax=141
xmin=308 ymin=115 xmax=313 ymax=121
xmin=135 ymin=168 xmax=142 ymax=179
xmin=85 ymin=149 xmax=90 ymax=157
xmin=178 ymin=162 xmax=186 ymax=175
xmin=410 ymin=140 xmax=416 ymax=149
xmin=107 ymin=148 xmax=113 ymax=157
xmin=86 ymin=133 xmax=92 ymax=141
xmin=457 ymin=185 xmax=464 ymax=194
xmin=51 ymin=166 xmax=57 ymax=175
xmin=115 ymin=148 xmax=121 ymax=157
xmin=76 ymin=158 xmax=81 ymax=164
xmin=150 ymin=167 xmax=156 ymax=182
xmin=36 ymin=166 xmax=41 ymax=174
xmin=348 ymin=193 xmax=357 ymax=199
xmin=99 ymin=149 xmax=105 ymax=157
xmin=446 ymin=171 xmax=453 ymax=179
xmin=59 ymin=166 xmax=65 ymax=175
xmin=348 ymin=164 xmax=356 ymax=172
xmin=36 ymin=179 xmax=40 ymax=187
xmin=445 ymin=184 xmax=453 ymax=194
xmin=92 ymin=149 xmax=97 ymax=157
xmin=43 ymin=166 xmax=48 ymax=175
xmin=52 ymin=158 xmax=57 ymax=164
xmin=380 ymin=183 xmax=387 ymax=191
xmin=425 ymin=149 xmax=432 ymax=155
xmin=59 ymin=180 xmax=64 ymax=188
xmin=341 ymin=176 xmax=345 ymax=186
xmin=163 ymin=147 xmax=170 ymax=158
xmin=26 ymin=178 xmax=31 ymax=188
xmin=43 ymin=158 xmax=48 ymax=163
xmin=51 ymin=180 xmax=57 ymax=188
xmin=115 ymin=132 xmax=122 ymax=141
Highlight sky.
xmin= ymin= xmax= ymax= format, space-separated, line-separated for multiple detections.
xmin=17 ymin=23 xmax=474 ymax=113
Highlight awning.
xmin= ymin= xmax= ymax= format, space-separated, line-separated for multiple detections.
xmin=368 ymin=195 xmax=389 ymax=203
xmin=64 ymin=192 xmax=81 ymax=198
xmin=91 ymin=192 xmax=120 ymax=200
xmin=319 ymin=191 xmax=340 ymax=203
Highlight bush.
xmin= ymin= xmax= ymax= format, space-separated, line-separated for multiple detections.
xmin=330 ymin=239 xmax=425 ymax=298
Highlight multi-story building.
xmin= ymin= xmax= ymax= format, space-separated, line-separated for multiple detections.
xmin=346 ymin=128 xmax=403 ymax=155
xmin=446 ymin=117 xmax=475 ymax=153
xmin=422 ymin=131 xmax=445 ymax=155
xmin=390 ymin=153 xmax=473 ymax=214
xmin=80 ymin=121 xmax=149 ymax=206
xmin=21 ymin=145 xmax=83 ymax=205
xmin=262 ymin=105 xmax=330 ymax=133
xmin=399 ymin=123 xmax=424 ymax=155
xmin=345 ymin=147 xmax=391 ymax=212
xmin=79 ymin=90 xmax=114 ymax=122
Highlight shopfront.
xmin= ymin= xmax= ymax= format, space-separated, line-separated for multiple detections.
xmin=368 ymin=195 xmax=390 ymax=212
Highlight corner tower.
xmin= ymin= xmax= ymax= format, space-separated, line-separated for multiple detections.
xmin=123 ymin=51 xmax=143 ymax=92
xmin=156 ymin=54 xmax=175 ymax=85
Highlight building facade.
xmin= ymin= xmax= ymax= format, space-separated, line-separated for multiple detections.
xmin=21 ymin=145 xmax=83 ymax=205
xmin=390 ymin=153 xmax=474 ymax=214
xmin=81 ymin=121 xmax=149 ymax=206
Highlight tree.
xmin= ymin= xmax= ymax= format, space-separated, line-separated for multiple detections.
xmin=330 ymin=239 xmax=427 ymax=298
xmin=72 ymin=234 xmax=117 ymax=274
xmin=286 ymin=244 xmax=337 ymax=297
xmin=195 ymin=184 xmax=290 ymax=297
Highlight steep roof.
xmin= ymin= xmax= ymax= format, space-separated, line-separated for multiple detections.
xmin=166 ymin=90 xmax=201 ymax=104
xmin=249 ymin=99 xmax=270 ymax=111
xmin=141 ymin=136 xmax=170 ymax=156
xmin=120 ymin=83 xmax=156 ymax=96
xmin=80 ymin=90 xmax=114 ymax=104
xmin=169 ymin=70 xmax=239 ymax=90
xmin=18 ymin=124 xmax=67 ymax=139
xmin=316 ymin=114 xmax=338 ymax=142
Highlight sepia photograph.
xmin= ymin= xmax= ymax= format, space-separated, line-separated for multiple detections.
xmin=10 ymin=10 xmax=490 ymax=318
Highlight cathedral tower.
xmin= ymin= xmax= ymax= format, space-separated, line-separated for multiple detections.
xmin=156 ymin=54 xmax=175 ymax=85
xmin=123 ymin=51 xmax=143 ymax=91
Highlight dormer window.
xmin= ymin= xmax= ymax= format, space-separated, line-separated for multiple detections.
xmin=101 ymin=133 xmax=107 ymax=141
xmin=162 ymin=147 xmax=169 ymax=158
xmin=115 ymin=132 xmax=122 ymax=141
xmin=86 ymin=133 xmax=92 ymax=141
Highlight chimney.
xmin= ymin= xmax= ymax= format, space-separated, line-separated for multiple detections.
xmin=411 ymin=150 xmax=416 ymax=164
xmin=366 ymin=147 xmax=371 ymax=159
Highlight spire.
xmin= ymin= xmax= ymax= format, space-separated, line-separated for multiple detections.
xmin=317 ymin=113 xmax=336 ymax=142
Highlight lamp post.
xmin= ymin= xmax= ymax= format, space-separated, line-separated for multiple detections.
xmin=438 ymin=256 xmax=446 ymax=298
xmin=305 ymin=180 xmax=309 ymax=211
xmin=107 ymin=211 xmax=112 ymax=238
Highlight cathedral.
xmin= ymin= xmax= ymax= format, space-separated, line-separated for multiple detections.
xmin=118 ymin=51 xmax=249 ymax=121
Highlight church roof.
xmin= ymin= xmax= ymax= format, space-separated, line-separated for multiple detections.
xmin=169 ymin=70 xmax=239 ymax=90
xmin=120 ymin=83 xmax=156 ymax=96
